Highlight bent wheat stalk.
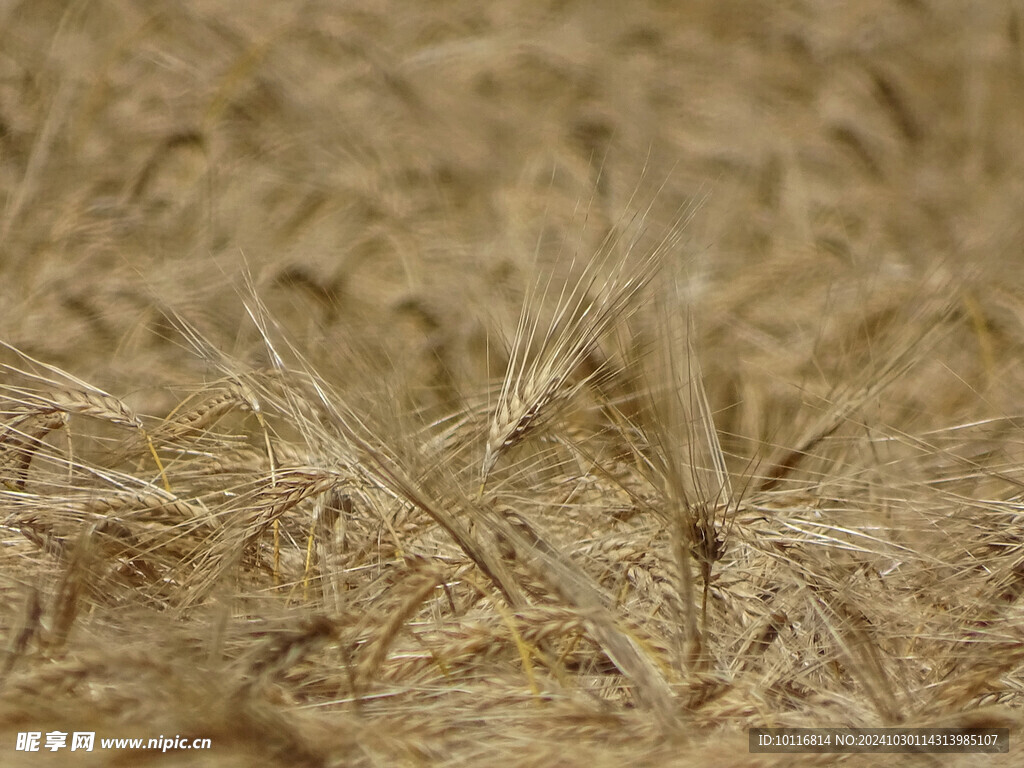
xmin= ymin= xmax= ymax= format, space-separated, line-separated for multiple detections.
xmin=1 ymin=409 xmax=68 ymax=490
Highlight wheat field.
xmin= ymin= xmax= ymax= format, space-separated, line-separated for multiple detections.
xmin=2 ymin=1 xmax=1024 ymax=766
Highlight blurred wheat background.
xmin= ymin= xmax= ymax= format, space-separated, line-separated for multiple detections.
xmin=2 ymin=1 xmax=1024 ymax=766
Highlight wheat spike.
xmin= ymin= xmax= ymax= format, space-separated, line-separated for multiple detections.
xmin=482 ymin=228 xmax=670 ymax=482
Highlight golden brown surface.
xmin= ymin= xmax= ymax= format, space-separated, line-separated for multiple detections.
xmin=2 ymin=1 xmax=1024 ymax=765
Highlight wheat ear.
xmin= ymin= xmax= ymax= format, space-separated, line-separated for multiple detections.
xmin=482 ymin=233 xmax=668 ymax=484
